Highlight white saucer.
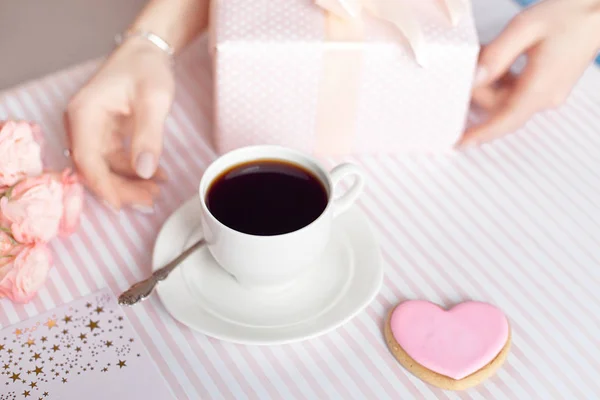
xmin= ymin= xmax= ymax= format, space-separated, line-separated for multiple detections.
xmin=153 ymin=197 xmax=383 ymax=345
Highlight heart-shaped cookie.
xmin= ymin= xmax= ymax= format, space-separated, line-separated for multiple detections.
xmin=384 ymin=300 xmax=511 ymax=390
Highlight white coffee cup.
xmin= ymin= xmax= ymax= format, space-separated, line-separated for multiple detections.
xmin=198 ymin=145 xmax=365 ymax=291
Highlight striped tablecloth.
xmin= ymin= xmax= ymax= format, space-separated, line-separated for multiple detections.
xmin=2 ymin=20 xmax=600 ymax=400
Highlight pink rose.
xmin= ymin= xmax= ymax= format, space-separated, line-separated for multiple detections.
xmin=0 ymin=244 xmax=52 ymax=303
xmin=0 ymin=120 xmax=43 ymax=189
xmin=0 ymin=174 xmax=64 ymax=243
xmin=53 ymin=169 xmax=84 ymax=236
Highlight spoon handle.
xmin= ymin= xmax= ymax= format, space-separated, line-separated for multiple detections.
xmin=118 ymin=238 xmax=206 ymax=306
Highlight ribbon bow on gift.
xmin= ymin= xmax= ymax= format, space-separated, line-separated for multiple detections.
xmin=316 ymin=0 xmax=467 ymax=66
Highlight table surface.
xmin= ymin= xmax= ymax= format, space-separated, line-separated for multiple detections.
xmin=2 ymin=1 xmax=600 ymax=399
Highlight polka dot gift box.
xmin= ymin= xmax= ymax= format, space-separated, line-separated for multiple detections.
xmin=208 ymin=0 xmax=480 ymax=156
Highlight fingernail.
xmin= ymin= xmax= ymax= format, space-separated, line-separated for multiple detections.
xmin=474 ymin=66 xmax=488 ymax=86
xmin=132 ymin=204 xmax=155 ymax=214
xmin=455 ymin=138 xmax=474 ymax=149
xmin=444 ymin=147 xmax=459 ymax=155
xmin=135 ymin=152 xmax=156 ymax=180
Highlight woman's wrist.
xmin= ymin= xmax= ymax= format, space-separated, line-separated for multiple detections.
xmin=127 ymin=0 xmax=209 ymax=55
xmin=110 ymin=34 xmax=174 ymax=73
xmin=115 ymin=30 xmax=174 ymax=60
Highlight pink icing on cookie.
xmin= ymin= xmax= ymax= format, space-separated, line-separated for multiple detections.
xmin=390 ymin=300 xmax=509 ymax=380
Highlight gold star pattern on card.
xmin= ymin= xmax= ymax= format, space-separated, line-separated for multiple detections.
xmin=22 ymin=390 xmax=30 ymax=398
xmin=7 ymin=349 xmax=12 ymax=354
xmin=86 ymin=320 xmax=100 ymax=331
xmin=43 ymin=319 xmax=57 ymax=330
xmin=0 ymin=296 xmax=143 ymax=399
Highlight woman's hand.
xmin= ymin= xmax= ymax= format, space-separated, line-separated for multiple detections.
xmin=460 ymin=0 xmax=600 ymax=146
xmin=65 ymin=38 xmax=174 ymax=210
xmin=64 ymin=0 xmax=209 ymax=210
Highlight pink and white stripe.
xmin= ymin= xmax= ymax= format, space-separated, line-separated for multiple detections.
xmin=1 ymin=36 xmax=600 ymax=399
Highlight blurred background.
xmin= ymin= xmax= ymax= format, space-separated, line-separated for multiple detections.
xmin=0 ymin=0 xmax=146 ymax=90
xmin=0 ymin=0 xmax=534 ymax=91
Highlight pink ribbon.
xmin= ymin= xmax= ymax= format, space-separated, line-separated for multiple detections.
xmin=312 ymin=0 xmax=467 ymax=155
xmin=316 ymin=0 xmax=467 ymax=66
xmin=313 ymin=12 xmax=365 ymax=156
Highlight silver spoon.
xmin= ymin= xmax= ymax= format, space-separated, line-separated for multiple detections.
xmin=118 ymin=238 xmax=206 ymax=306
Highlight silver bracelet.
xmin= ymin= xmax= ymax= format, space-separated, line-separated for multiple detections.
xmin=114 ymin=30 xmax=175 ymax=57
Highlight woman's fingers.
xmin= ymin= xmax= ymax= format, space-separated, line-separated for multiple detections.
xmin=461 ymin=7 xmax=547 ymax=146
xmin=112 ymin=174 xmax=161 ymax=208
xmin=471 ymin=73 xmax=516 ymax=111
xmin=107 ymin=151 xmax=168 ymax=181
xmin=130 ymin=77 xmax=174 ymax=180
xmin=463 ymin=0 xmax=600 ymax=146
xmin=475 ymin=10 xmax=545 ymax=87
xmin=460 ymin=47 xmax=559 ymax=145
xmin=65 ymin=101 xmax=122 ymax=209
xmin=463 ymin=29 xmax=597 ymax=147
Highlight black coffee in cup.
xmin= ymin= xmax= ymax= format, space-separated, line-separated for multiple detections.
xmin=206 ymin=160 xmax=328 ymax=236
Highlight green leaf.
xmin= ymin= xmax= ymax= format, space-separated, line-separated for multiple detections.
xmin=0 ymin=227 xmax=19 ymax=245
xmin=3 ymin=184 xmax=14 ymax=199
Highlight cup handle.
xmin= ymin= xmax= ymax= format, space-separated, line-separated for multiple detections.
xmin=329 ymin=163 xmax=365 ymax=218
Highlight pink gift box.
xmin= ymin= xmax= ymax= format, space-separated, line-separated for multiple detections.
xmin=208 ymin=0 xmax=480 ymax=156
